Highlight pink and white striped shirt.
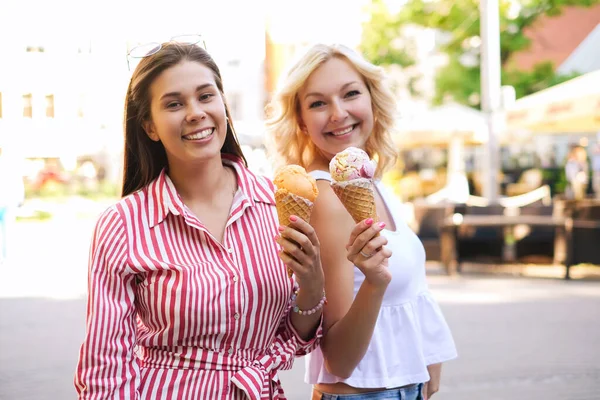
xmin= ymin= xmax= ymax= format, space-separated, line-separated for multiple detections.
xmin=75 ymin=155 xmax=322 ymax=400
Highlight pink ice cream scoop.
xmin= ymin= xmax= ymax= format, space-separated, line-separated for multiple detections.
xmin=329 ymin=147 xmax=376 ymax=181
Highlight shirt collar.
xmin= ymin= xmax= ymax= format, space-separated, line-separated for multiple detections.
xmin=146 ymin=170 xmax=183 ymax=228
xmin=147 ymin=154 xmax=275 ymax=228
xmin=223 ymin=154 xmax=275 ymax=206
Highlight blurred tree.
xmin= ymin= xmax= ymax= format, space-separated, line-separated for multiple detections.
xmin=360 ymin=0 xmax=596 ymax=107
xmin=360 ymin=0 xmax=417 ymax=68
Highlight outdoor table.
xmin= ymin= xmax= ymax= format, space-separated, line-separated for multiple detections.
xmin=440 ymin=214 xmax=569 ymax=277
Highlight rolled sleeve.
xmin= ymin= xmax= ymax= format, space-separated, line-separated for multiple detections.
xmin=283 ymin=311 xmax=323 ymax=356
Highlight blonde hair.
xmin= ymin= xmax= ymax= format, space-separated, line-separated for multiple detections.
xmin=265 ymin=43 xmax=398 ymax=179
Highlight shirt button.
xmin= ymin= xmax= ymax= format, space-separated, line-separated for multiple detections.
xmin=232 ymin=275 xmax=238 ymax=282
xmin=234 ymin=313 xmax=240 ymax=320
xmin=227 ymin=248 xmax=233 ymax=254
xmin=228 ymin=348 xmax=233 ymax=355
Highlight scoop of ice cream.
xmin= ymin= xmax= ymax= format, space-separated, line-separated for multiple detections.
xmin=273 ymin=165 xmax=319 ymax=202
xmin=329 ymin=147 xmax=376 ymax=182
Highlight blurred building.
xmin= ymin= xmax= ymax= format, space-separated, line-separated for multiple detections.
xmin=0 ymin=31 xmax=128 ymax=183
xmin=509 ymin=4 xmax=600 ymax=75
xmin=0 ymin=1 xmax=270 ymax=182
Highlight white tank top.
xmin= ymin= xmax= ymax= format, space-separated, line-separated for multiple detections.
xmin=305 ymin=170 xmax=457 ymax=388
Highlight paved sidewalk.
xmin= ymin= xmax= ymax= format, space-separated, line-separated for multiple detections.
xmin=280 ymin=275 xmax=600 ymax=400
xmin=1 ymin=217 xmax=599 ymax=399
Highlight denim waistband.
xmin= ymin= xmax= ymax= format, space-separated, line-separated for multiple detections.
xmin=314 ymin=383 xmax=423 ymax=399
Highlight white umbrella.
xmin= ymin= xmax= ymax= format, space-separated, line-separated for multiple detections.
xmin=395 ymin=103 xmax=489 ymax=148
xmin=505 ymin=69 xmax=600 ymax=134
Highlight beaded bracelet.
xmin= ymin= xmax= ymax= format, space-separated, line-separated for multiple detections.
xmin=291 ymin=289 xmax=327 ymax=316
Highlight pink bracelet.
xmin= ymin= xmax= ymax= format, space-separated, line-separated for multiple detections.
xmin=291 ymin=289 xmax=327 ymax=316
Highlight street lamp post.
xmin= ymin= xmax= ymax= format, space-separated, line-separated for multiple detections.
xmin=480 ymin=0 xmax=502 ymax=202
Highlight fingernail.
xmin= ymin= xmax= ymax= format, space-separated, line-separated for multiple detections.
xmin=289 ymin=215 xmax=298 ymax=222
xmin=274 ymin=235 xmax=279 ymax=241
xmin=378 ymin=222 xmax=386 ymax=229
xmin=278 ymin=225 xmax=285 ymax=232
xmin=365 ymin=218 xmax=374 ymax=225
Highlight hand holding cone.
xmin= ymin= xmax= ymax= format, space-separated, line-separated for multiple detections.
xmin=273 ymin=165 xmax=319 ymax=276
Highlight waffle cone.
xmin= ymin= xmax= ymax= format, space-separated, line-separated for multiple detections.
xmin=331 ymin=178 xmax=378 ymax=224
xmin=274 ymin=190 xmax=314 ymax=277
xmin=274 ymin=190 xmax=314 ymax=226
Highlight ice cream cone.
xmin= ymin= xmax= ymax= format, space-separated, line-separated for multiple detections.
xmin=331 ymin=178 xmax=378 ymax=224
xmin=274 ymin=190 xmax=313 ymax=226
xmin=274 ymin=189 xmax=314 ymax=277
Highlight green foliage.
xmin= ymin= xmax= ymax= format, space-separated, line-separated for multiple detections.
xmin=503 ymin=62 xmax=582 ymax=98
xmin=361 ymin=0 xmax=417 ymax=67
xmin=433 ymin=56 xmax=481 ymax=105
xmin=16 ymin=210 xmax=53 ymax=222
xmin=360 ymin=0 xmax=598 ymax=107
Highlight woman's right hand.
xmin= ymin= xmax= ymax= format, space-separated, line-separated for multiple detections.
xmin=276 ymin=215 xmax=324 ymax=296
xmin=345 ymin=218 xmax=392 ymax=288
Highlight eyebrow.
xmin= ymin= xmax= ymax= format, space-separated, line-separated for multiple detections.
xmin=159 ymin=83 xmax=215 ymax=101
xmin=303 ymin=81 xmax=360 ymax=100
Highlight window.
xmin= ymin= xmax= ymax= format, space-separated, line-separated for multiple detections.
xmin=23 ymin=94 xmax=33 ymax=118
xmin=228 ymin=92 xmax=242 ymax=120
xmin=45 ymin=95 xmax=55 ymax=118
xmin=77 ymin=39 xmax=92 ymax=54
xmin=77 ymin=94 xmax=86 ymax=118
xmin=26 ymin=46 xmax=45 ymax=53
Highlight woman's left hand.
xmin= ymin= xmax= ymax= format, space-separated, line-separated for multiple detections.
xmin=275 ymin=215 xmax=324 ymax=294
xmin=423 ymin=363 xmax=442 ymax=399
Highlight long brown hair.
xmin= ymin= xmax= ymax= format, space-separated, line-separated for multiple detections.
xmin=122 ymin=42 xmax=247 ymax=196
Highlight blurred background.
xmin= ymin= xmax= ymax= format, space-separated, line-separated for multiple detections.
xmin=1 ymin=0 xmax=599 ymax=399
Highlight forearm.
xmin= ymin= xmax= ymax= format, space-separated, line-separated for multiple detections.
xmin=425 ymin=363 xmax=442 ymax=398
xmin=290 ymin=286 xmax=324 ymax=340
xmin=428 ymin=362 xmax=442 ymax=378
xmin=321 ymin=282 xmax=387 ymax=378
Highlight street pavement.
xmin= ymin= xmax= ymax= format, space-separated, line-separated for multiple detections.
xmin=1 ymin=208 xmax=599 ymax=400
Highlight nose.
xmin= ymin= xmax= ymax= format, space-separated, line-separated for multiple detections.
xmin=330 ymin=99 xmax=348 ymax=122
xmin=186 ymin=102 xmax=207 ymax=123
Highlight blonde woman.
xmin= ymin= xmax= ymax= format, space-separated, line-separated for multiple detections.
xmin=266 ymin=44 xmax=457 ymax=400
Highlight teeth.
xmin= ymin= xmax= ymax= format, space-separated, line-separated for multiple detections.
xmin=331 ymin=125 xmax=354 ymax=136
xmin=185 ymin=128 xmax=213 ymax=140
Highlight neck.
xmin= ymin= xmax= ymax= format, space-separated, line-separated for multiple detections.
xmin=168 ymin=156 xmax=233 ymax=204
xmin=307 ymin=153 xmax=331 ymax=173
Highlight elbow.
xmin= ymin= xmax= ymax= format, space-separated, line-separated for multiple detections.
xmin=324 ymin=359 xmax=355 ymax=380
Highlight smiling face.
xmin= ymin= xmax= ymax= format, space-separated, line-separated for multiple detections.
xmin=144 ymin=60 xmax=228 ymax=170
xmin=298 ymin=56 xmax=374 ymax=162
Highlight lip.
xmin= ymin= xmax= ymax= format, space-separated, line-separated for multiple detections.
xmin=328 ymin=123 xmax=358 ymax=137
xmin=182 ymin=128 xmax=216 ymax=143
xmin=183 ymin=127 xmax=214 ymax=137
